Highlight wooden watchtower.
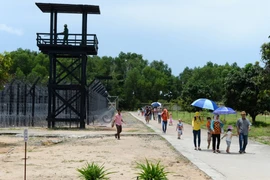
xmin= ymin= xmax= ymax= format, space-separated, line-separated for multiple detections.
xmin=35 ymin=3 xmax=100 ymax=128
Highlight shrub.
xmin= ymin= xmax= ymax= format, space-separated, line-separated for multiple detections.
xmin=135 ymin=159 xmax=169 ymax=180
xmin=77 ymin=162 xmax=115 ymax=180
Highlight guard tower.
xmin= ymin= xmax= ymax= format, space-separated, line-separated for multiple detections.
xmin=36 ymin=3 xmax=100 ymax=128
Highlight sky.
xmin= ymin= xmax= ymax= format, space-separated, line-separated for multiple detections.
xmin=1 ymin=0 xmax=270 ymax=75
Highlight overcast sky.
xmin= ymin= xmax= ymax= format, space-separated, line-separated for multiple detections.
xmin=1 ymin=0 xmax=270 ymax=75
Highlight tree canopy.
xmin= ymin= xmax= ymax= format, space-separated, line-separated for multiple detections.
xmin=0 ymin=52 xmax=12 ymax=89
xmin=2 ymin=43 xmax=270 ymax=121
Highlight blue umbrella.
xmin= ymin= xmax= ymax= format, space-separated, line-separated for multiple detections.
xmin=151 ymin=102 xmax=161 ymax=107
xmin=213 ymin=106 xmax=236 ymax=115
xmin=191 ymin=98 xmax=218 ymax=110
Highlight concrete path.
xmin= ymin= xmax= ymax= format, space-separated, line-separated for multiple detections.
xmin=130 ymin=112 xmax=270 ymax=180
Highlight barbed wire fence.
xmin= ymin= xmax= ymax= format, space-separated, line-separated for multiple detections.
xmin=86 ymin=79 xmax=117 ymax=126
xmin=0 ymin=79 xmax=47 ymax=127
xmin=0 ymin=79 xmax=116 ymax=128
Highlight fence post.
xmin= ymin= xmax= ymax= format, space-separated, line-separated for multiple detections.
xmin=31 ymin=84 xmax=35 ymax=127
xmin=16 ymin=83 xmax=20 ymax=126
xmin=9 ymin=83 xmax=14 ymax=126
xmin=24 ymin=84 xmax=27 ymax=126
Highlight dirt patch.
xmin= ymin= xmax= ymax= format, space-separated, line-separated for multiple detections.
xmin=0 ymin=112 xmax=210 ymax=180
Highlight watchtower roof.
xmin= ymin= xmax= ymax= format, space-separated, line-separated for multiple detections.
xmin=35 ymin=2 xmax=100 ymax=14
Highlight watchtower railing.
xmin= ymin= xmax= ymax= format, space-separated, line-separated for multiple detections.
xmin=36 ymin=33 xmax=98 ymax=50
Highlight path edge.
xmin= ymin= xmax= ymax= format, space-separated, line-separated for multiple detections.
xmin=130 ymin=112 xmax=226 ymax=180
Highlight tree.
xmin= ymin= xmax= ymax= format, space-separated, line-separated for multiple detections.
xmin=178 ymin=62 xmax=236 ymax=111
xmin=9 ymin=48 xmax=36 ymax=76
xmin=140 ymin=66 xmax=168 ymax=102
xmin=223 ymin=62 xmax=270 ymax=123
xmin=123 ymin=68 xmax=142 ymax=109
xmin=260 ymin=42 xmax=270 ymax=65
xmin=0 ymin=52 xmax=12 ymax=89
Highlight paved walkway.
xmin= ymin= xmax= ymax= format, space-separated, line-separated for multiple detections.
xmin=130 ymin=112 xmax=270 ymax=180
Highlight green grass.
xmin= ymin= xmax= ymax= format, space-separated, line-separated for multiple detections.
xmin=171 ymin=111 xmax=270 ymax=145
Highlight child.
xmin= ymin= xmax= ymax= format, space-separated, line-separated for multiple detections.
xmin=169 ymin=113 xmax=173 ymax=126
xmin=206 ymin=117 xmax=212 ymax=149
xmin=221 ymin=125 xmax=233 ymax=153
xmin=176 ymin=119 xmax=183 ymax=139
xmin=137 ymin=108 xmax=141 ymax=116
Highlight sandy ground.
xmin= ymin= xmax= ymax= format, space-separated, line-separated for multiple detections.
xmin=0 ymin=113 xmax=210 ymax=180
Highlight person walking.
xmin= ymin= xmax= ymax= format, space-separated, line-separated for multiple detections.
xmin=192 ymin=112 xmax=204 ymax=150
xmin=221 ymin=125 xmax=234 ymax=153
xmin=176 ymin=119 xmax=184 ymax=139
xmin=169 ymin=113 xmax=173 ymax=126
xmin=206 ymin=117 xmax=212 ymax=149
xmin=157 ymin=108 xmax=162 ymax=124
xmin=161 ymin=107 xmax=169 ymax=133
xmin=236 ymin=111 xmax=251 ymax=154
xmin=210 ymin=114 xmax=224 ymax=153
xmin=145 ymin=106 xmax=151 ymax=124
xmin=112 ymin=109 xmax=125 ymax=140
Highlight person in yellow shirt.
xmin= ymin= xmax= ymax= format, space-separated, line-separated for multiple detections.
xmin=192 ymin=111 xmax=204 ymax=150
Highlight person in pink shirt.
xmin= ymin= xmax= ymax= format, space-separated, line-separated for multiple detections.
xmin=113 ymin=109 xmax=125 ymax=140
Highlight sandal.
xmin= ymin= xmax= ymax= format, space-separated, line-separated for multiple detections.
xmin=198 ymin=148 xmax=201 ymax=151
xmin=216 ymin=150 xmax=221 ymax=153
xmin=194 ymin=147 xmax=197 ymax=150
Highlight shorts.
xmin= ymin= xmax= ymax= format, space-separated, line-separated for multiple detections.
xmin=178 ymin=130 xmax=182 ymax=135
xmin=226 ymin=140 xmax=231 ymax=147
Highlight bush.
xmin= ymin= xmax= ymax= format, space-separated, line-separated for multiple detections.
xmin=135 ymin=159 xmax=169 ymax=180
xmin=77 ymin=162 xmax=115 ymax=180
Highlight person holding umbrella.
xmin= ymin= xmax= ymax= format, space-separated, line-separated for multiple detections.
xmin=192 ymin=112 xmax=204 ymax=150
xmin=210 ymin=114 xmax=224 ymax=153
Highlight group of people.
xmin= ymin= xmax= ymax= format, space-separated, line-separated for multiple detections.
xmin=139 ymin=106 xmax=174 ymax=126
xmin=111 ymin=109 xmax=252 ymax=155
xmin=192 ymin=111 xmax=252 ymax=154
xmin=146 ymin=107 xmax=183 ymax=138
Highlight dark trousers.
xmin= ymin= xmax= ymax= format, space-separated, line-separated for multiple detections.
xmin=162 ymin=120 xmax=168 ymax=133
xmin=158 ymin=115 xmax=161 ymax=123
xmin=193 ymin=129 xmax=201 ymax=147
xmin=212 ymin=134 xmax=221 ymax=150
xmin=63 ymin=36 xmax=68 ymax=45
xmin=115 ymin=125 xmax=122 ymax=139
xmin=239 ymin=133 xmax=248 ymax=152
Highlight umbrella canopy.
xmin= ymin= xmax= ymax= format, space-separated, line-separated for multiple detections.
xmin=191 ymin=98 xmax=218 ymax=110
xmin=213 ymin=106 xmax=236 ymax=115
xmin=151 ymin=102 xmax=161 ymax=107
